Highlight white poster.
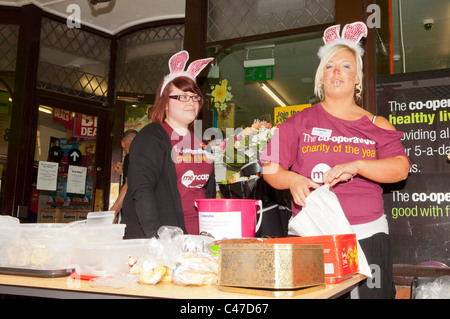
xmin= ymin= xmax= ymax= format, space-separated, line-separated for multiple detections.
xmin=36 ymin=161 xmax=59 ymax=191
xmin=198 ymin=211 xmax=242 ymax=239
xmin=67 ymin=165 xmax=87 ymax=194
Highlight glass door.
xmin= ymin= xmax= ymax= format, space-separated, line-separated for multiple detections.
xmin=32 ymin=105 xmax=97 ymax=223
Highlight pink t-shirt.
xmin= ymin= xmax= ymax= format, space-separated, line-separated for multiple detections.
xmin=260 ymin=104 xmax=409 ymax=225
xmin=162 ymin=122 xmax=214 ymax=234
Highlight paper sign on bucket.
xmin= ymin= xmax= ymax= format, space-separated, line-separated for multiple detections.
xmin=195 ymin=199 xmax=262 ymax=239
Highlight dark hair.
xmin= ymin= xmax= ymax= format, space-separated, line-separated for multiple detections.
xmin=150 ymin=76 xmax=204 ymax=124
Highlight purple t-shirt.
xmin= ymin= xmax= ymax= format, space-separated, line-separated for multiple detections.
xmin=162 ymin=122 xmax=214 ymax=234
xmin=260 ymin=104 xmax=409 ymax=225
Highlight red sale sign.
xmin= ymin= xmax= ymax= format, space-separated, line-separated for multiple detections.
xmin=73 ymin=114 xmax=97 ymax=139
xmin=52 ymin=108 xmax=71 ymax=125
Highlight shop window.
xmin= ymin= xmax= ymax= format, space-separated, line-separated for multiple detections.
xmin=37 ymin=17 xmax=111 ymax=103
xmin=207 ymin=0 xmax=335 ymax=42
xmin=207 ymin=32 xmax=323 ymax=131
xmin=376 ymin=0 xmax=449 ymax=75
xmin=32 ymin=106 xmax=97 ymax=223
xmin=115 ymin=25 xmax=184 ymax=95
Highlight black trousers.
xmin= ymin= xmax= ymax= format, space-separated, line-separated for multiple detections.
xmin=357 ymin=233 xmax=396 ymax=299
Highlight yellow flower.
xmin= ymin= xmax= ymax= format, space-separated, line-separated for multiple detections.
xmin=225 ymin=91 xmax=233 ymax=101
xmin=212 ymin=84 xmax=227 ymax=103
xmin=211 ymin=79 xmax=233 ymax=111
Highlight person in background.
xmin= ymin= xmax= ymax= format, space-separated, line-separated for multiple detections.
xmin=260 ymin=22 xmax=410 ymax=298
xmin=122 ymin=51 xmax=215 ymax=239
xmin=111 ymin=129 xmax=137 ymax=223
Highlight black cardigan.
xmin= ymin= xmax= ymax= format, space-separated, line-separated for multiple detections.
xmin=122 ymin=123 xmax=216 ymax=239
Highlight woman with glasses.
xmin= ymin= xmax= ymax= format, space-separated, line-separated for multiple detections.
xmin=122 ymin=52 xmax=215 ymax=239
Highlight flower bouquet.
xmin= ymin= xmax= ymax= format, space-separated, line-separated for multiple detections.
xmin=219 ymin=120 xmax=279 ymax=171
xmin=216 ymin=120 xmax=291 ymax=237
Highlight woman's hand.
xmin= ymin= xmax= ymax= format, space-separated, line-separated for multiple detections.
xmin=262 ymin=162 xmax=320 ymax=207
xmin=323 ymin=161 xmax=360 ymax=186
xmin=288 ymin=174 xmax=321 ymax=207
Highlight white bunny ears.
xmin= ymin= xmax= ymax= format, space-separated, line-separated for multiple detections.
xmin=318 ymin=21 xmax=368 ymax=65
xmin=160 ymin=50 xmax=214 ymax=96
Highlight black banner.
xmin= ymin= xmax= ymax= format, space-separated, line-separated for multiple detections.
xmin=377 ymin=69 xmax=450 ymax=266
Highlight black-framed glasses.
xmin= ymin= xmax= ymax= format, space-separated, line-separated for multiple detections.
xmin=169 ymin=95 xmax=202 ymax=102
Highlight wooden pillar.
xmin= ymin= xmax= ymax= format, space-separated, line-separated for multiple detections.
xmin=184 ymin=0 xmax=210 ymax=126
xmin=3 ymin=4 xmax=42 ymax=216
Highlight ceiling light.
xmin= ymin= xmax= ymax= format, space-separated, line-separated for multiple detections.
xmin=244 ymin=44 xmax=275 ymax=68
xmin=243 ymin=58 xmax=275 ymax=68
xmin=39 ymin=106 xmax=53 ymax=114
xmin=259 ymin=82 xmax=286 ymax=107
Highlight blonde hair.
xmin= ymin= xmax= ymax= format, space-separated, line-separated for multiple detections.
xmin=314 ymin=44 xmax=363 ymax=103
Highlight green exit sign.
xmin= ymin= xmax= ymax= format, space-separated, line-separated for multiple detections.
xmin=245 ymin=66 xmax=273 ymax=82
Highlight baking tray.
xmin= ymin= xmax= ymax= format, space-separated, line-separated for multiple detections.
xmin=0 ymin=267 xmax=73 ymax=278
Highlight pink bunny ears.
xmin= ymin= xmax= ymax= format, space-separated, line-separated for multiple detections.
xmin=318 ymin=21 xmax=368 ymax=64
xmin=160 ymin=50 xmax=214 ymax=96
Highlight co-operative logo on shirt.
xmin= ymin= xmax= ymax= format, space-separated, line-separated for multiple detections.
xmin=311 ymin=163 xmax=331 ymax=183
xmin=181 ymin=170 xmax=210 ymax=188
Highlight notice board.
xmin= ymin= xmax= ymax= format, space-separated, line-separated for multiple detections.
xmin=376 ymin=69 xmax=450 ymax=266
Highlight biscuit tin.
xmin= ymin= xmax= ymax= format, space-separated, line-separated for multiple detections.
xmin=219 ymin=243 xmax=324 ymax=289
xmin=264 ymin=234 xmax=359 ymax=284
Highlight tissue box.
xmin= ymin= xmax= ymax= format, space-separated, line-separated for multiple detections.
xmin=264 ymin=234 xmax=359 ymax=284
xmin=219 ymin=243 xmax=324 ymax=289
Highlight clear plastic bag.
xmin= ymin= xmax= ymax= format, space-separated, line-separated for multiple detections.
xmin=135 ymin=226 xmax=218 ymax=286
xmin=172 ymin=252 xmax=219 ymax=286
xmin=415 ymin=276 xmax=450 ymax=299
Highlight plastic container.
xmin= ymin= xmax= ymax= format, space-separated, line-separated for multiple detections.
xmin=0 ymin=223 xmax=125 ymax=272
xmin=74 ymin=239 xmax=153 ymax=277
xmin=195 ymin=199 xmax=262 ymax=239
xmin=77 ymin=224 xmax=126 ymax=242
xmin=86 ymin=211 xmax=115 ymax=225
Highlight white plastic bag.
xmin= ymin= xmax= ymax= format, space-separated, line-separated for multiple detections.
xmin=415 ymin=276 xmax=450 ymax=299
xmin=288 ymin=184 xmax=372 ymax=277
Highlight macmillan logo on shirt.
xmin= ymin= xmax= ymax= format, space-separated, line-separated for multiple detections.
xmin=181 ymin=170 xmax=210 ymax=188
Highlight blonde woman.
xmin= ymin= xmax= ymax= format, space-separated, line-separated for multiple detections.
xmin=260 ymin=22 xmax=410 ymax=298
